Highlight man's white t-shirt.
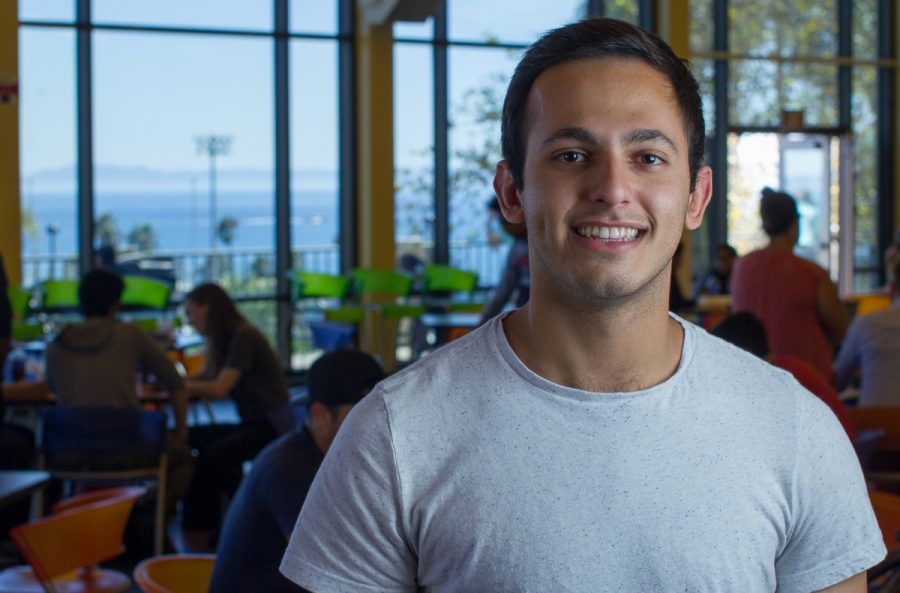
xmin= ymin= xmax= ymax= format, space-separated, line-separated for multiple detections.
xmin=282 ymin=315 xmax=885 ymax=592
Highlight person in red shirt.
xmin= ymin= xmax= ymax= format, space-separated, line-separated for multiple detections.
xmin=711 ymin=311 xmax=856 ymax=441
xmin=730 ymin=188 xmax=848 ymax=379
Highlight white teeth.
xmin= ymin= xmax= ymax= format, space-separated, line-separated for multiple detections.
xmin=575 ymin=226 xmax=639 ymax=240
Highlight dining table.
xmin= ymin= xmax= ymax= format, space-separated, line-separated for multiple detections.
xmin=0 ymin=469 xmax=51 ymax=512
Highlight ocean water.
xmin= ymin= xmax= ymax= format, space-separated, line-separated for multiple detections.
xmin=22 ymin=189 xmax=342 ymax=256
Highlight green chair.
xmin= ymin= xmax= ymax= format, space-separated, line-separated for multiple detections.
xmin=422 ymin=265 xmax=482 ymax=312
xmin=350 ymin=268 xmax=426 ymax=367
xmin=121 ymin=275 xmax=172 ymax=311
xmin=288 ymin=271 xmax=363 ymax=350
xmin=41 ymin=279 xmax=80 ymax=312
xmin=8 ymin=285 xmax=44 ymax=340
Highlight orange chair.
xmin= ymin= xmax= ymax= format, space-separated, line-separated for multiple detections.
xmin=0 ymin=486 xmax=146 ymax=593
xmin=133 ymin=554 xmax=216 ymax=593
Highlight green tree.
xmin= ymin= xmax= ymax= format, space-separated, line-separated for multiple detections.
xmin=218 ymin=215 xmax=239 ymax=246
xmin=95 ymin=213 xmax=119 ymax=247
xmin=127 ymin=223 xmax=157 ymax=252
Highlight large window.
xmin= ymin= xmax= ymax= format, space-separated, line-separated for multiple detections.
xmin=690 ymin=0 xmax=895 ymax=293
xmin=19 ymin=0 xmax=348 ymax=363
xmin=18 ymin=27 xmax=77 ymax=284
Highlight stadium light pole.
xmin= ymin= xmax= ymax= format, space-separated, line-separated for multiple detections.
xmin=194 ymin=135 xmax=233 ymax=252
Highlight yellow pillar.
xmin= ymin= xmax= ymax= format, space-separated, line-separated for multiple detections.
xmin=0 ymin=2 xmax=21 ymax=284
xmin=355 ymin=12 xmax=397 ymax=365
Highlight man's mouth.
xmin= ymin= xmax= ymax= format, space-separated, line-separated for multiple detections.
xmin=573 ymin=225 xmax=641 ymax=241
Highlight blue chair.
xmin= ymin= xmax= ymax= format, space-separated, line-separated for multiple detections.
xmin=38 ymin=406 xmax=169 ymax=555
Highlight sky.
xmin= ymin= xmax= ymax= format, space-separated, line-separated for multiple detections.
xmin=18 ymin=0 xmax=587 ymax=180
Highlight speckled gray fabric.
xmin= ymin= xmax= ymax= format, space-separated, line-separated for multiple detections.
xmin=281 ymin=314 xmax=885 ymax=593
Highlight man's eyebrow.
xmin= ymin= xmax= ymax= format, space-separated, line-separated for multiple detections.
xmin=622 ymin=128 xmax=678 ymax=153
xmin=541 ymin=127 xmax=599 ymax=147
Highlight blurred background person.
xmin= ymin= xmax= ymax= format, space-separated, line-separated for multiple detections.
xmin=180 ymin=283 xmax=290 ymax=552
xmin=693 ymin=243 xmax=737 ymax=298
xmin=209 ymin=349 xmax=384 ymax=593
xmin=730 ymin=187 xmax=847 ymax=380
xmin=480 ymin=197 xmax=529 ymax=323
xmin=834 ymin=257 xmax=900 ymax=406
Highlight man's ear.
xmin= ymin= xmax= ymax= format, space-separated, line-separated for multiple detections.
xmin=493 ymin=160 xmax=525 ymax=224
xmin=685 ymin=165 xmax=713 ymax=230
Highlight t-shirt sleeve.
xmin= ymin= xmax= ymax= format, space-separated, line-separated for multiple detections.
xmin=774 ymin=390 xmax=886 ymax=592
xmin=280 ymin=389 xmax=416 ymax=593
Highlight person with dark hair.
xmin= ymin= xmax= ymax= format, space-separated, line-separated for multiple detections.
xmin=711 ymin=311 xmax=856 ymax=440
xmin=180 ymin=283 xmax=290 ymax=551
xmin=834 ymin=257 xmax=900 ymax=407
xmin=44 ymin=268 xmax=191 ymax=518
xmin=693 ymin=242 xmax=737 ymax=297
xmin=730 ymin=187 xmax=848 ymax=379
xmin=480 ymin=196 xmax=529 ymax=322
xmin=209 ymin=349 xmax=384 ymax=593
xmin=45 ymin=269 xmax=187 ymax=428
xmin=282 ymin=19 xmax=882 ymax=592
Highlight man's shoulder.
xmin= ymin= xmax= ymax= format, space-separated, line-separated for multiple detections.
xmin=378 ymin=320 xmax=499 ymax=399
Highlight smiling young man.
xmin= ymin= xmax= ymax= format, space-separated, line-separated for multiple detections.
xmin=281 ymin=18 xmax=884 ymax=592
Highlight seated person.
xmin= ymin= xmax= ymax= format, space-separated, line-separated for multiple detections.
xmin=693 ymin=243 xmax=737 ymax=298
xmin=480 ymin=198 xmax=529 ymax=323
xmin=181 ymin=283 xmax=291 ymax=550
xmin=208 ymin=349 xmax=384 ymax=593
xmin=44 ymin=269 xmax=191 ymax=509
xmin=834 ymin=257 xmax=900 ymax=406
xmin=711 ymin=312 xmax=856 ymax=440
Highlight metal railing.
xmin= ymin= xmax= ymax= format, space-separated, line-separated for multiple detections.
xmin=20 ymin=238 xmax=509 ymax=294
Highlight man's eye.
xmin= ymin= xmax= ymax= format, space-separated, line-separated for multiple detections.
xmin=558 ymin=151 xmax=584 ymax=163
xmin=639 ymin=154 xmax=663 ymax=165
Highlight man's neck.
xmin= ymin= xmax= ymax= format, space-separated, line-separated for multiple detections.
xmin=502 ymin=287 xmax=684 ymax=393
xmin=767 ymin=235 xmax=795 ymax=252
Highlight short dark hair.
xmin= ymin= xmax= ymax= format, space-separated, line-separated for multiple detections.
xmin=500 ymin=17 xmax=706 ymax=191
xmin=759 ymin=187 xmax=798 ymax=237
xmin=307 ymin=349 xmax=385 ymax=408
xmin=79 ymin=269 xmax=125 ymax=317
xmin=710 ymin=312 xmax=769 ymax=359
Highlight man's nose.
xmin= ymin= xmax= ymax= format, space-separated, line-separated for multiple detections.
xmin=586 ymin=154 xmax=631 ymax=207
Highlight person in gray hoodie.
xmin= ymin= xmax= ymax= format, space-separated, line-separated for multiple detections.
xmin=45 ymin=269 xmax=188 ymax=444
xmin=45 ymin=269 xmax=192 ymax=513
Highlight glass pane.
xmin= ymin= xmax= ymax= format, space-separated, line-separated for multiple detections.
xmin=692 ymin=58 xmax=716 ymax=138
xmin=393 ymin=18 xmax=434 ymax=40
xmin=18 ymin=0 xmax=74 ymax=23
xmin=689 ymin=0 xmax=713 ymax=52
xmin=448 ymin=46 xmax=517 ymax=286
xmin=729 ymin=0 xmax=837 ymax=57
xmin=290 ymin=0 xmax=338 ymax=36
xmin=851 ymin=66 xmax=879 ymax=291
xmin=19 ymin=27 xmax=77 ymax=285
xmin=291 ymin=40 xmax=340 ymax=275
xmin=729 ymin=60 xmax=779 ymax=126
xmin=394 ymin=43 xmax=434 ymax=266
xmin=603 ymin=0 xmax=639 ymax=23
xmin=93 ymin=0 xmax=271 ymax=31
xmin=852 ymin=0 xmax=878 ymax=60
xmin=779 ymin=63 xmax=839 ymax=127
xmin=448 ymin=0 xmax=584 ymax=44
xmin=727 ymin=133 xmax=780 ymax=257
xmin=92 ymin=32 xmax=274 ymax=298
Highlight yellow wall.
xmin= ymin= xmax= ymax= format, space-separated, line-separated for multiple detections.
xmin=0 ymin=1 xmax=21 ymax=284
